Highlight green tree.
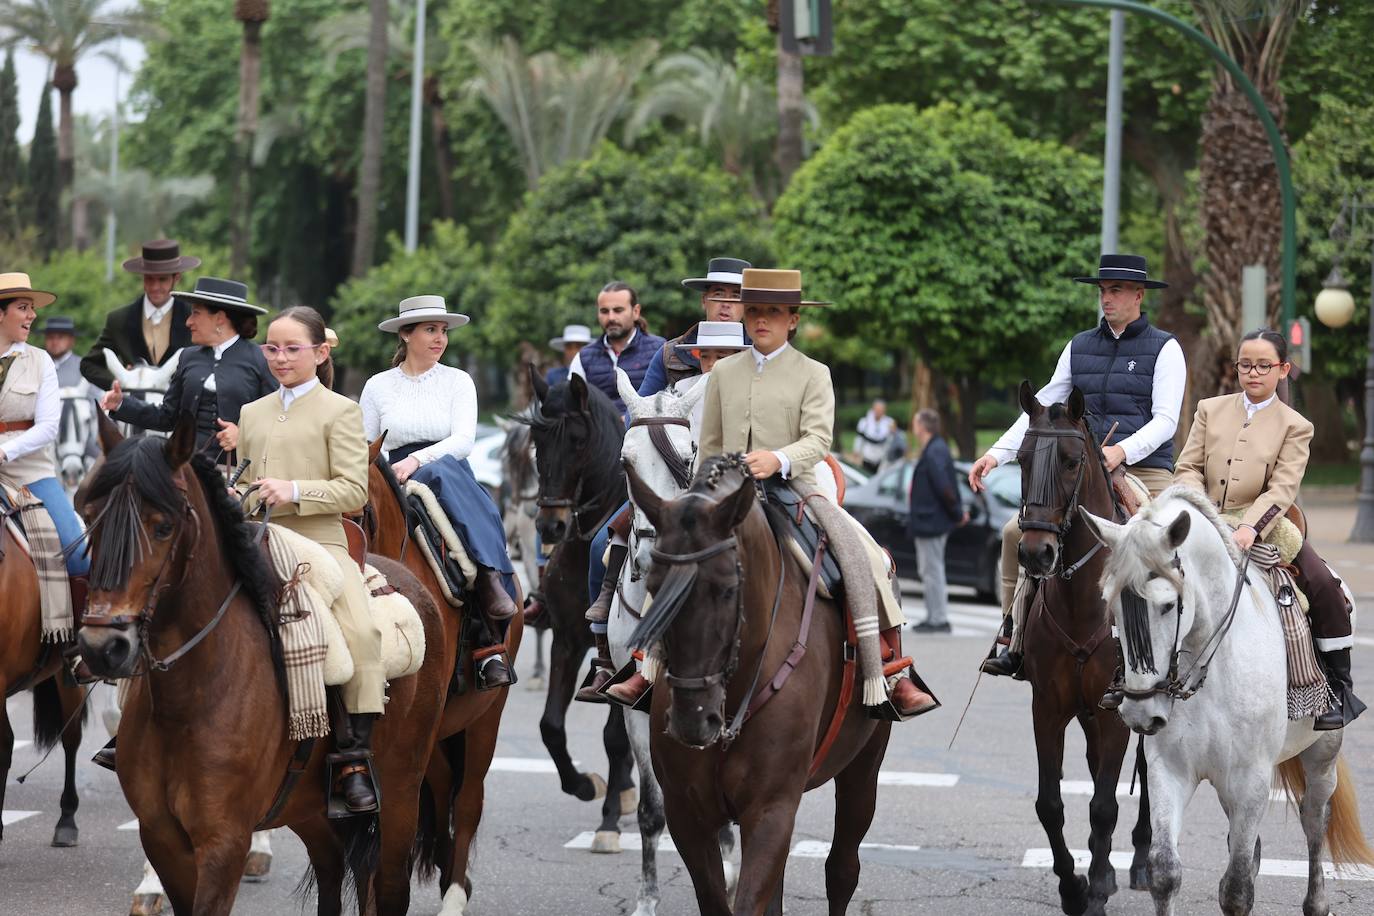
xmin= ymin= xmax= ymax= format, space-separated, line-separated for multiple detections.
xmin=774 ymin=103 xmax=1101 ymax=455
xmin=488 ymin=143 xmax=773 ymax=352
xmin=28 ymin=83 xmax=59 ymax=256
xmin=0 ymin=51 xmax=23 ymax=235
xmin=230 ymin=0 xmax=269 ymax=276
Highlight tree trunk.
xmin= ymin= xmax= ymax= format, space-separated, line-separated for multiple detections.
xmin=231 ymin=19 xmax=264 ymax=277
xmin=351 ymin=0 xmax=390 ymax=278
xmin=774 ymin=33 xmax=804 ymax=190
xmin=427 ymin=84 xmax=456 ymax=223
xmin=52 ymin=68 xmax=75 ymax=248
xmin=951 ymin=375 xmax=979 ymax=461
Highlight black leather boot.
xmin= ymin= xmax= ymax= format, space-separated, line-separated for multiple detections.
xmin=981 ymin=615 xmax=1022 ymax=678
xmin=475 ymin=647 xmax=513 ymax=690
xmin=584 ymin=544 xmax=628 ymax=624
xmin=62 ymin=576 xmax=98 ymax=685
xmin=575 ymin=632 xmax=614 ymax=703
xmin=476 ymin=568 xmax=517 ymax=621
xmin=1315 ymin=649 xmax=1367 ymax=731
xmin=1099 ymin=642 xmax=1126 ymax=711
xmin=338 ymin=714 xmax=379 ymax=813
xmin=92 ymin=737 xmax=117 ymax=772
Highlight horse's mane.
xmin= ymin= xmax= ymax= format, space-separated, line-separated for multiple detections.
xmin=1142 ymin=485 xmax=1243 ymax=567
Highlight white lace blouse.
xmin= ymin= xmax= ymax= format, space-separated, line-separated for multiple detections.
xmin=360 ymin=363 xmax=477 ymax=466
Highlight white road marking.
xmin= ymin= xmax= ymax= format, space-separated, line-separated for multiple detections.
xmin=1059 ymin=781 xmax=1290 ymax=803
xmin=489 ymin=757 xmax=562 ymax=773
xmin=564 ymin=832 xmax=921 ymax=860
xmin=2 ymin=810 xmax=40 ymax=826
xmin=1021 ymin=848 xmax=1374 ymax=881
xmin=878 ymin=771 xmax=959 ymax=787
xmin=118 ymin=819 xmax=139 ymax=831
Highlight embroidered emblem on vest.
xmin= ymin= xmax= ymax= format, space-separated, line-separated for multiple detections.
xmin=1127 ymin=360 xmax=1137 ymax=372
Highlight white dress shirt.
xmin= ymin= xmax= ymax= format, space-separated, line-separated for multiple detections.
xmin=278 ymin=376 xmax=320 ymax=502
xmin=568 ymin=328 xmax=638 ymax=380
xmin=143 ymin=295 xmax=174 ymax=326
xmin=0 ymin=341 xmax=59 ymax=462
xmin=202 ymin=334 xmax=240 ymax=393
xmin=987 ymin=331 xmax=1186 ymax=466
xmin=1243 ymin=392 xmax=1275 ymax=422
xmin=750 ymin=343 xmax=795 ymax=478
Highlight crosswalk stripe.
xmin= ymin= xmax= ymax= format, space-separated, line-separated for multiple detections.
xmin=1059 ymin=781 xmax=1290 ymax=804
xmin=1021 ymin=848 xmax=1374 ymax=881
xmin=486 ymin=756 xmax=957 ymax=787
xmin=563 ymin=832 xmax=921 ymax=860
xmin=118 ymin=819 xmax=139 ymax=831
xmin=2 ymin=810 xmax=40 ymax=826
xmin=489 ymin=756 xmax=561 ymax=774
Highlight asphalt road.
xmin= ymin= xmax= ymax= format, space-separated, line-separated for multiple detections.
xmin=3 ymin=583 xmax=1373 ymax=915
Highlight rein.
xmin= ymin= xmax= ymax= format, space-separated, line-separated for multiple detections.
xmin=628 ymin=416 xmax=694 ymax=490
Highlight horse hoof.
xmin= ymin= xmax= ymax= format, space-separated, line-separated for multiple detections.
xmin=438 ymin=881 xmax=469 ymax=914
xmin=243 ymin=850 xmax=272 ymax=880
xmin=575 ymin=772 xmax=607 ymax=802
xmin=619 ymin=787 xmax=638 ymax=818
xmin=526 ymin=676 xmax=544 ymax=691
xmin=1061 ymin=875 xmax=1089 ymax=915
xmin=590 ymin=830 xmax=622 ymax=854
xmin=130 ymin=894 xmax=165 ymax=916
xmin=1130 ymin=864 xmax=1150 ymax=891
xmin=50 ymin=825 xmax=78 ymax=847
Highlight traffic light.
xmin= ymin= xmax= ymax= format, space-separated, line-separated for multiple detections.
xmin=780 ymin=0 xmax=833 ymax=56
xmin=1288 ymin=317 xmax=1311 ymax=373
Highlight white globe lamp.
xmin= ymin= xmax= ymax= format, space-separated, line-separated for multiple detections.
xmin=1315 ymin=269 xmax=1356 ymax=329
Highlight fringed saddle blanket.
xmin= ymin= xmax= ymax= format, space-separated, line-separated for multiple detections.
xmin=404 ymin=480 xmax=478 ymax=607
xmin=264 ymin=524 xmax=427 ymax=740
xmin=1 ymin=481 xmax=73 ymax=642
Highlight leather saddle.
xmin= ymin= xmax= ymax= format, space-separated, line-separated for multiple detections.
xmin=760 ymin=479 xmax=842 ymax=596
xmin=406 ymin=492 xmax=470 ymax=605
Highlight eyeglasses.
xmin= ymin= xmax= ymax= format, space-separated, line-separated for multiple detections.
xmin=261 ymin=343 xmax=321 ymax=359
xmin=1234 ymin=360 xmax=1281 ymax=376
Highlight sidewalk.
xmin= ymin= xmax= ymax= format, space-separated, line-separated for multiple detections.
xmin=1303 ymin=486 xmax=1374 ymax=601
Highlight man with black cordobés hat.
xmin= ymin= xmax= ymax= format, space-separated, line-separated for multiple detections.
xmin=969 ymin=254 xmax=1186 ymax=700
xmin=80 ymin=239 xmax=198 ymax=391
xmin=637 ymin=257 xmax=751 ymax=396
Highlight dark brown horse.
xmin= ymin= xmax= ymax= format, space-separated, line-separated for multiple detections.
xmin=361 ymin=439 xmax=523 ymax=914
xmin=517 ymin=372 xmax=636 ymax=842
xmin=0 ymin=506 xmax=88 ymax=850
xmin=74 ymin=414 xmax=448 ymax=915
xmin=627 ymin=456 xmax=891 ymax=916
xmin=1014 ymin=383 xmax=1150 ymax=916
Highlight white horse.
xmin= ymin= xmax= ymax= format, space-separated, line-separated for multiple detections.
xmin=1082 ymin=487 xmax=1374 ymax=916
xmin=612 ymin=370 xmax=737 ymax=915
xmin=57 ymin=387 xmax=98 ymax=494
xmin=102 ymin=348 xmax=181 ymax=440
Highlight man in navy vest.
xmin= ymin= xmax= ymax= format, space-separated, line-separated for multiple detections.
xmin=568 ymin=281 xmax=665 ymax=415
xmin=969 ymin=254 xmax=1185 ymax=684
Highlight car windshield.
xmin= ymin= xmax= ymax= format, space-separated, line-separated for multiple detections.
xmin=984 ymin=462 xmax=1021 ymax=508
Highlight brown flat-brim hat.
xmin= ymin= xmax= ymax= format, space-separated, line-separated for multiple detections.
xmin=706 ymin=268 xmax=830 ymax=308
xmin=122 ymin=238 xmax=202 ymax=275
xmin=0 ymin=272 xmax=57 ymax=308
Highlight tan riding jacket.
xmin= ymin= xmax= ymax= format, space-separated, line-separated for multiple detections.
xmin=236 ymin=383 xmax=369 ymax=549
xmin=698 ymin=345 xmax=833 ymax=485
xmin=1173 ymin=392 xmax=1312 ymax=538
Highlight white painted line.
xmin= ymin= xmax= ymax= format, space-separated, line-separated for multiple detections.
xmin=2 ymin=810 xmax=40 ymax=826
xmin=1060 ymin=781 xmax=1289 ymax=803
xmin=489 ymin=757 xmax=562 ymax=773
xmin=790 ymin=840 xmax=922 ymax=859
xmin=878 ymin=771 xmax=959 ymax=787
xmin=1021 ymin=849 xmax=1374 ymax=881
xmin=118 ymin=819 xmax=139 ymax=831
xmin=565 ymin=831 xmax=677 ymax=852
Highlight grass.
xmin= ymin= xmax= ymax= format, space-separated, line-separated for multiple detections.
xmin=1304 ymin=463 xmax=1362 ymax=488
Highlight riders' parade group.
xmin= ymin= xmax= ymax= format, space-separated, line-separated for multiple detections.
xmin=0 ymin=237 xmax=1362 ymax=893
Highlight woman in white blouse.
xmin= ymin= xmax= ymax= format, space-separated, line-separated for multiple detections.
xmin=361 ymin=295 xmax=517 ymax=689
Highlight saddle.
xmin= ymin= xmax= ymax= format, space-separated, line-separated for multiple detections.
xmin=405 ymin=490 xmax=473 ymax=608
xmin=760 ymin=479 xmax=842 ymax=596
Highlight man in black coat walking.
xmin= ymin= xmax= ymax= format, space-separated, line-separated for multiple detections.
xmin=80 ymin=239 xmax=198 ymax=391
xmin=907 ymin=409 xmax=966 ymax=632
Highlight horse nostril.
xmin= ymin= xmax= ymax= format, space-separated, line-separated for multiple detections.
xmin=102 ymin=637 xmax=131 ymax=671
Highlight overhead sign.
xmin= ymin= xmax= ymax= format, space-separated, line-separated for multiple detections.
xmin=780 ymin=0 xmax=833 ymax=56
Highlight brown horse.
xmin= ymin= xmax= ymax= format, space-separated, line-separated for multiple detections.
xmin=74 ymin=414 xmax=448 ymax=915
xmin=0 ymin=505 xmax=88 ymax=850
xmin=360 ymin=439 xmax=523 ymax=914
xmin=627 ymin=456 xmax=891 ymax=916
xmin=1014 ymin=383 xmax=1150 ymax=916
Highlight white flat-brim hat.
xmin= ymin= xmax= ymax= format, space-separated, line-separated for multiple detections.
xmin=675 ymin=321 xmax=751 ymax=353
xmin=549 ymin=323 xmax=593 ymax=350
xmin=378 ymin=294 xmax=471 ymax=333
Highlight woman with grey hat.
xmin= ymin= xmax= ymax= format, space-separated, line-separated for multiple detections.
xmin=100 ymin=278 xmax=275 ymax=460
xmin=361 ymin=295 xmax=518 ymax=690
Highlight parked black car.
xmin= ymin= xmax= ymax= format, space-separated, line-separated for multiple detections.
xmin=845 ymin=460 xmax=1021 ymax=604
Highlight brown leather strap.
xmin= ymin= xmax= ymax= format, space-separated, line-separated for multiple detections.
xmin=810 ymin=598 xmax=858 ymax=779
xmin=0 ymin=419 xmax=35 ymax=433
xmin=1031 ymin=592 xmax=1113 ymax=666
xmin=746 ymin=534 xmax=828 ymax=719
xmin=255 ymin=737 xmax=317 ymax=830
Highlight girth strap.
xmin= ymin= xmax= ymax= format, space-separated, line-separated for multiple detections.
xmin=809 ymin=566 xmax=858 ymax=780
xmin=255 ymin=737 xmax=318 ymax=830
xmin=746 ymin=533 xmax=828 ymax=720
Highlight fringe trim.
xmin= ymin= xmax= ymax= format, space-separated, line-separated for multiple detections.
xmin=1289 ymin=682 xmax=1337 ymax=722
xmin=862 ymin=675 xmax=888 ymax=706
xmin=42 ymin=627 xmax=73 ymax=644
xmin=643 ymin=644 xmax=664 ymax=683
xmin=288 ymin=709 xmax=331 ymax=741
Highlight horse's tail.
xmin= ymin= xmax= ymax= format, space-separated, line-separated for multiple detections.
xmin=412 ymin=732 xmax=466 ymax=883
xmin=31 ymin=677 xmax=84 ymax=752
xmin=1275 ymin=754 xmax=1374 ymax=868
xmin=336 ymin=812 xmax=382 ymax=901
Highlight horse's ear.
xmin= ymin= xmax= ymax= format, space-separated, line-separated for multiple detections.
xmin=163 ymin=410 xmax=197 ymax=469
xmin=528 ymin=363 xmax=548 ymax=403
xmin=569 ymin=372 xmax=592 ymax=413
xmin=624 ymin=460 xmax=662 ymax=528
xmin=719 ymin=471 xmax=756 ymax=531
xmin=1077 ymin=506 xmax=1122 ymax=548
xmin=1165 ymin=510 xmax=1191 ymax=550
xmin=673 ymin=377 xmax=708 ymax=417
xmin=615 ymin=368 xmax=644 ymax=418
xmin=368 ymin=434 xmax=387 ymax=466
xmin=1066 ymin=387 xmax=1086 ymax=422
xmin=1018 ymin=381 xmax=1043 ymax=420
xmin=95 ymin=408 xmax=125 ymax=455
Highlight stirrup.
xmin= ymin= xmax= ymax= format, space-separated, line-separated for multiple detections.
xmin=475 ymin=649 xmax=516 ymax=691
xmin=326 ymin=749 xmax=380 ymax=819
xmin=575 ymin=660 xmax=613 ymax=704
xmin=600 ymin=659 xmax=653 ymax=710
xmin=867 ymin=659 xmax=940 ymax=722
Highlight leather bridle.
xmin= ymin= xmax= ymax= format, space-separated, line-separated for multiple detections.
xmin=1018 ymin=424 xmax=1114 ymax=580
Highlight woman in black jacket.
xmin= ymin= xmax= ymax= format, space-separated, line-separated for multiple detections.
xmin=100 ymin=277 xmax=273 ymax=460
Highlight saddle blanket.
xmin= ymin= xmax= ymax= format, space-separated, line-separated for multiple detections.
xmin=0 ymin=481 xmax=73 ymax=642
xmin=404 ymin=480 xmax=478 ymax=607
xmin=266 ymin=524 xmax=426 ymax=739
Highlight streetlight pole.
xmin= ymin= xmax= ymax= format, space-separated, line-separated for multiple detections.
xmin=404 ymin=0 xmax=426 ymax=253
xmin=1100 ymin=11 xmax=1124 ymax=255
xmin=104 ymin=31 xmax=122 ymax=282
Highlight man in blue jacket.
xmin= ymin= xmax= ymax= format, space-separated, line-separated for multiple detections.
xmin=907 ymin=409 xmax=966 ymax=632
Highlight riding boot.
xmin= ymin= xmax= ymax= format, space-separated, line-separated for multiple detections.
xmin=62 ymin=576 xmax=99 ymax=685
xmin=585 ymin=544 xmax=628 ymax=624
xmin=981 ymin=615 xmax=1023 ymax=678
xmin=338 ymin=714 xmax=379 ymax=813
xmin=575 ymin=632 xmax=614 ymax=703
xmin=475 ymin=568 xmax=517 ymax=622
xmin=1314 ymin=649 xmax=1367 ymax=731
xmin=880 ymin=627 xmax=938 ymax=718
xmin=523 ymin=566 xmax=549 ymax=629
xmin=474 ymin=644 xmax=514 ymax=690
xmin=92 ymin=737 xmax=116 ymax=772
xmin=605 ymin=650 xmax=652 ymax=706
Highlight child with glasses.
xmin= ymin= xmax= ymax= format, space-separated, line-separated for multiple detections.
xmin=1174 ymin=327 xmax=1364 ymax=730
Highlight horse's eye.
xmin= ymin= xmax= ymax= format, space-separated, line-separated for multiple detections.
xmin=153 ymin=521 xmax=175 ymax=540
xmin=1161 ymin=602 xmax=1175 ymax=615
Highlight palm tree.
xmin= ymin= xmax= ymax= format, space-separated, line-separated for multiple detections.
xmin=626 ymin=49 xmax=817 ymax=201
xmin=1191 ymin=0 xmax=1303 ymax=396
xmin=350 ymin=0 xmax=389 ymax=278
xmin=765 ymin=0 xmax=804 ymax=189
xmin=231 ymin=0 xmax=269 ymax=276
xmin=0 ymin=0 xmax=143 ymax=246
xmin=465 ymin=36 xmax=658 ymax=190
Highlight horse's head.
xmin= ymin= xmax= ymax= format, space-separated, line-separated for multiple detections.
xmin=618 ymin=368 xmax=703 ymax=576
xmin=520 ymin=366 xmax=624 ymax=544
xmin=1081 ymin=500 xmax=1200 ymax=735
xmin=1016 ymin=381 xmax=1099 ymax=577
xmin=628 ymin=455 xmax=755 ymax=749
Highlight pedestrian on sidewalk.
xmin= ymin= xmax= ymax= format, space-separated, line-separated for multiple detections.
xmin=908 ymin=408 xmax=966 ymax=632
xmin=856 ymin=398 xmax=896 ymax=474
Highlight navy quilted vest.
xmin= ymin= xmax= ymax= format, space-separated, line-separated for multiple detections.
xmin=1068 ymin=315 xmax=1176 ymax=470
xmin=578 ymin=329 xmax=666 ymax=413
